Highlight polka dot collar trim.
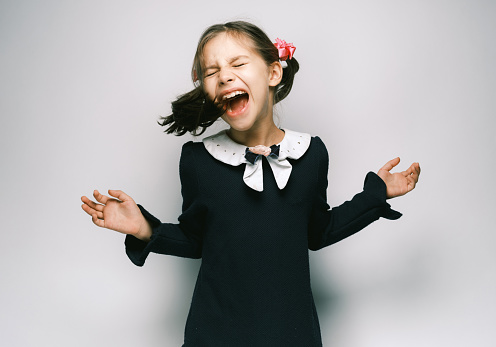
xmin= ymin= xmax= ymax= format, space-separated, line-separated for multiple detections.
xmin=202 ymin=129 xmax=311 ymax=191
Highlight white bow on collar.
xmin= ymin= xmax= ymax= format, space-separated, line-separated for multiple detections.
xmin=202 ymin=129 xmax=311 ymax=192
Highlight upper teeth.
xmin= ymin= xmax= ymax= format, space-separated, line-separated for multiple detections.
xmin=222 ymin=90 xmax=246 ymax=101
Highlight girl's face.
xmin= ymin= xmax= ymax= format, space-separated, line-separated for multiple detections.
xmin=202 ymin=33 xmax=282 ymax=134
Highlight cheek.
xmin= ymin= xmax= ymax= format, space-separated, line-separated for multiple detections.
xmin=203 ymin=81 xmax=216 ymax=101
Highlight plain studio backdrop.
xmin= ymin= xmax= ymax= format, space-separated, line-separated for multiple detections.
xmin=1 ymin=0 xmax=495 ymax=346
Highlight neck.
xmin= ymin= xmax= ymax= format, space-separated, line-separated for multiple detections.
xmin=227 ymin=122 xmax=285 ymax=147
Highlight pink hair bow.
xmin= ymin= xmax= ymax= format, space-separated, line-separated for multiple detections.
xmin=274 ymin=38 xmax=296 ymax=61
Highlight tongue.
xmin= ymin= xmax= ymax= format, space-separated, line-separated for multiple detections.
xmin=229 ymin=94 xmax=248 ymax=113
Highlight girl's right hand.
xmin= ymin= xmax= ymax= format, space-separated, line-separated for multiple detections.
xmin=81 ymin=190 xmax=152 ymax=242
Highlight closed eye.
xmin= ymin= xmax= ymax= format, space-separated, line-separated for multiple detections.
xmin=234 ymin=63 xmax=246 ymax=68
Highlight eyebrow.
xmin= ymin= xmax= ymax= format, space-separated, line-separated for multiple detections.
xmin=205 ymin=55 xmax=250 ymax=70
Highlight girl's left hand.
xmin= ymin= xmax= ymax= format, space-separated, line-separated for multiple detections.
xmin=377 ymin=157 xmax=420 ymax=199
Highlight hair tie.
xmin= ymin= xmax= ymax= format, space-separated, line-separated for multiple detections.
xmin=274 ymin=38 xmax=296 ymax=61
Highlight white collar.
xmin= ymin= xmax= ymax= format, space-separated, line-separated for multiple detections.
xmin=203 ymin=129 xmax=311 ymax=192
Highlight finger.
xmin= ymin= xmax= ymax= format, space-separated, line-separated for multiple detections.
xmin=379 ymin=157 xmax=400 ymax=172
xmin=414 ymin=162 xmax=421 ymax=177
xmin=108 ymin=189 xmax=133 ymax=202
xmin=411 ymin=163 xmax=420 ymax=182
xmin=81 ymin=203 xmax=97 ymax=216
xmin=83 ymin=205 xmax=104 ymax=219
xmin=81 ymin=195 xmax=94 ymax=205
xmin=406 ymin=175 xmax=417 ymax=192
xmin=405 ymin=163 xmax=420 ymax=183
xmin=402 ymin=165 xmax=414 ymax=177
xmin=81 ymin=196 xmax=104 ymax=212
xmin=93 ymin=190 xmax=109 ymax=205
xmin=92 ymin=213 xmax=105 ymax=228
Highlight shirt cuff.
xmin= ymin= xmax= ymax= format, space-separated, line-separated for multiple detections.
xmin=363 ymin=172 xmax=402 ymax=220
xmin=124 ymin=204 xmax=160 ymax=266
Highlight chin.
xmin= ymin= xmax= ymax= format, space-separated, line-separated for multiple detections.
xmin=223 ymin=119 xmax=256 ymax=133
xmin=221 ymin=112 xmax=256 ymax=131
xmin=224 ymin=112 xmax=273 ymax=134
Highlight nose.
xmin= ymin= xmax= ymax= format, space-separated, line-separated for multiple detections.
xmin=218 ymin=68 xmax=235 ymax=85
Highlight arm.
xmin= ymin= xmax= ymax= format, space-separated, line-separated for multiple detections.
xmin=124 ymin=142 xmax=206 ymax=265
xmin=81 ymin=142 xmax=206 ymax=265
xmin=125 ymin=142 xmax=207 ymax=266
xmin=307 ymin=138 xmax=419 ymax=250
xmin=124 ymin=203 xmax=204 ymax=265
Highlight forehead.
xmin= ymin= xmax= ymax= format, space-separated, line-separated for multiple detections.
xmin=202 ymin=32 xmax=257 ymax=66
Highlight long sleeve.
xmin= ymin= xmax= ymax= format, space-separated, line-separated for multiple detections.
xmin=308 ymin=137 xmax=402 ymax=251
xmin=125 ymin=142 xmax=207 ymax=266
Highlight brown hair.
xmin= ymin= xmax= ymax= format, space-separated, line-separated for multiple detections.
xmin=160 ymin=21 xmax=300 ymax=136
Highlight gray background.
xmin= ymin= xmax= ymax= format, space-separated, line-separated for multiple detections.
xmin=1 ymin=0 xmax=495 ymax=346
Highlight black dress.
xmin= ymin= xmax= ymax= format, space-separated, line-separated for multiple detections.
xmin=125 ymin=136 xmax=401 ymax=346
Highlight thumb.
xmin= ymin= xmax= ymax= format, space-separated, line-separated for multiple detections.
xmin=379 ymin=157 xmax=400 ymax=173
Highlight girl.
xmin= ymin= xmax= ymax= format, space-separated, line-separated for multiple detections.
xmin=81 ymin=21 xmax=420 ymax=346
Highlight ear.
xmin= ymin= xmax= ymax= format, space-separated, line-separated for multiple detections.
xmin=268 ymin=61 xmax=283 ymax=87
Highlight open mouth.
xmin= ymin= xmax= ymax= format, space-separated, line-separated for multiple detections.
xmin=221 ymin=90 xmax=249 ymax=116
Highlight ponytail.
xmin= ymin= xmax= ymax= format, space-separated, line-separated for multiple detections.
xmin=158 ymin=87 xmax=223 ymax=136
xmin=274 ymin=57 xmax=299 ymax=104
